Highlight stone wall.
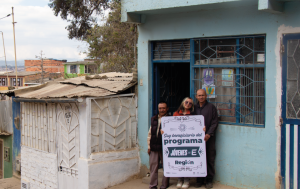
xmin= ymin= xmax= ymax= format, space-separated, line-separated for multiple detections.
xmin=21 ymin=146 xmax=57 ymax=189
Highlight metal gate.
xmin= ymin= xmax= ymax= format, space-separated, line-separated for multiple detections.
xmin=57 ymin=103 xmax=79 ymax=189
xmin=281 ymin=33 xmax=300 ymax=189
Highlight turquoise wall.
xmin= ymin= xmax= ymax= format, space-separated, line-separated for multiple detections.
xmin=130 ymin=2 xmax=300 ymax=188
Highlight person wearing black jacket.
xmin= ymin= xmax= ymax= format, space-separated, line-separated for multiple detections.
xmin=194 ymin=89 xmax=218 ymax=189
xmin=147 ymin=101 xmax=169 ymax=189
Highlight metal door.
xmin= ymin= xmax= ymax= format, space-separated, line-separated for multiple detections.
xmin=281 ymin=33 xmax=300 ymax=189
xmin=57 ymin=103 xmax=80 ymax=189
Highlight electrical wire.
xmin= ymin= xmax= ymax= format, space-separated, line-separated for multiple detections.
xmin=0 ymin=14 xmax=11 ymax=20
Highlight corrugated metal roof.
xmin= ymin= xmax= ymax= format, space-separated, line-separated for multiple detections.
xmin=0 ymin=72 xmax=136 ymax=99
xmin=60 ymin=72 xmax=134 ymax=92
xmin=0 ymin=71 xmax=40 ymax=77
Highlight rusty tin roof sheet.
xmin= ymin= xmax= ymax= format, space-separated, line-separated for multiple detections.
xmin=0 ymin=72 xmax=135 ymax=99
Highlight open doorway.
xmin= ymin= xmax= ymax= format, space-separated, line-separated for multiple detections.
xmin=153 ymin=63 xmax=190 ymax=115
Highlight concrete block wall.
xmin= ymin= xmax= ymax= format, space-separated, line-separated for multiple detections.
xmin=21 ymin=146 xmax=58 ymax=189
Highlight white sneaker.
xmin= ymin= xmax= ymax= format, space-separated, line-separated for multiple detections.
xmin=176 ymin=180 xmax=183 ymax=188
xmin=182 ymin=181 xmax=190 ymax=189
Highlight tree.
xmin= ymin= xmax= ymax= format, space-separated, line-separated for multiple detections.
xmin=49 ymin=0 xmax=109 ymax=39
xmin=85 ymin=0 xmax=137 ymax=73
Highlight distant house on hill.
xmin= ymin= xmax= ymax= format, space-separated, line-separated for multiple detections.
xmin=0 ymin=71 xmax=40 ymax=90
xmin=25 ymin=59 xmax=66 ymax=73
xmin=63 ymin=59 xmax=98 ymax=78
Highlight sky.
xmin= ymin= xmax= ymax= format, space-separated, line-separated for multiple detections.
xmin=0 ymin=0 xmax=97 ymax=66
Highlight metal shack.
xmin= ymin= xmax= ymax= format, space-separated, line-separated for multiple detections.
xmin=3 ymin=72 xmax=138 ymax=189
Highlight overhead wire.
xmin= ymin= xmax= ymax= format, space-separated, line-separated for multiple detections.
xmin=0 ymin=14 xmax=11 ymax=20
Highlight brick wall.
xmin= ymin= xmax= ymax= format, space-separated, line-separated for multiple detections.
xmin=25 ymin=60 xmax=65 ymax=73
xmin=21 ymin=146 xmax=58 ymax=189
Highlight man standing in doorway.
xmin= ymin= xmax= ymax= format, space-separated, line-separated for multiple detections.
xmin=194 ymin=89 xmax=218 ymax=189
xmin=147 ymin=101 xmax=169 ymax=189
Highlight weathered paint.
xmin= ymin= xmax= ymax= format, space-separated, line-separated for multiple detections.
xmin=0 ymin=135 xmax=12 ymax=178
xmin=121 ymin=1 xmax=300 ymax=188
xmin=21 ymin=146 xmax=58 ymax=188
xmin=12 ymin=97 xmax=20 ymax=176
xmin=0 ymin=87 xmax=9 ymax=91
xmin=80 ymin=64 xmax=85 ymax=74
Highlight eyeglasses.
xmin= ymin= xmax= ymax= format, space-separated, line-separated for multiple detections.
xmin=184 ymin=101 xmax=193 ymax=106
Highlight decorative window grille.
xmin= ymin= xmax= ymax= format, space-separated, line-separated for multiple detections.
xmin=286 ymin=39 xmax=300 ymax=118
xmin=153 ymin=40 xmax=190 ymax=60
xmin=192 ymin=35 xmax=265 ymax=127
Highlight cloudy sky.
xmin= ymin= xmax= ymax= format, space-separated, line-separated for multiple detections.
xmin=0 ymin=0 xmax=93 ymax=66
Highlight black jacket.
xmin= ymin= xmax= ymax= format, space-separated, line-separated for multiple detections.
xmin=150 ymin=114 xmax=163 ymax=151
xmin=194 ymin=101 xmax=218 ymax=136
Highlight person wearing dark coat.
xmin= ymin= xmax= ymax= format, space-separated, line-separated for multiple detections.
xmin=194 ymin=89 xmax=218 ymax=189
xmin=147 ymin=101 xmax=170 ymax=189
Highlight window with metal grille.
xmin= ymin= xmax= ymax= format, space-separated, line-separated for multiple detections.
xmin=153 ymin=40 xmax=190 ymax=60
xmin=192 ymin=35 xmax=265 ymax=127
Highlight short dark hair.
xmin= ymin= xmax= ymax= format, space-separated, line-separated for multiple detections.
xmin=158 ymin=100 xmax=168 ymax=107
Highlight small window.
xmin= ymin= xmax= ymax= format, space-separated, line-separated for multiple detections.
xmin=0 ymin=78 xmax=7 ymax=86
xmin=10 ymin=78 xmax=23 ymax=86
xmin=4 ymin=147 xmax=9 ymax=162
xmin=70 ymin=65 xmax=77 ymax=73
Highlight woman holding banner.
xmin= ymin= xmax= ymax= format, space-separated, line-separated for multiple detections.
xmin=173 ymin=97 xmax=194 ymax=189
xmin=161 ymin=97 xmax=205 ymax=189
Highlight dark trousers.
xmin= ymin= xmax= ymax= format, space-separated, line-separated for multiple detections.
xmin=197 ymin=136 xmax=216 ymax=182
xmin=149 ymin=151 xmax=169 ymax=189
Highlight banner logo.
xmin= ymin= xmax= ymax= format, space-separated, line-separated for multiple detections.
xmin=166 ymin=147 xmax=202 ymax=158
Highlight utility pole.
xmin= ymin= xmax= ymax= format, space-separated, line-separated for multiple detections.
xmin=36 ymin=51 xmax=45 ymax=84
xmin=0 ymin=32 xmax=8 ymax=87
xmin=12 ymin=7 xmax=18 ymax=89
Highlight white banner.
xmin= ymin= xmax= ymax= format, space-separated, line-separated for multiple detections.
xmin=161 ymin=115 xmax=207 ymax=177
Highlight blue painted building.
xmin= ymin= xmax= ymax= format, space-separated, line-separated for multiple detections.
xmin=121 ymin=0 xmax=300 ymax=188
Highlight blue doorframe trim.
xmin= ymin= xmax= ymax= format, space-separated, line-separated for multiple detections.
xmin=151 ymin=42 xmax=154 ymax=117
xmin=281 ymin=124 xmax=286 ymax=189
xmin=190 ymin=39 xmax=195 ymax=99
xmin=289 ymin=124 xmax=294 ymax=189
xmin=236 ymin=38 xmax=240 ymax=124
xmin=281 ymin=33 xmax=300 ymax=189
xmin=153 ymin=59 xmax=190 ymax=63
